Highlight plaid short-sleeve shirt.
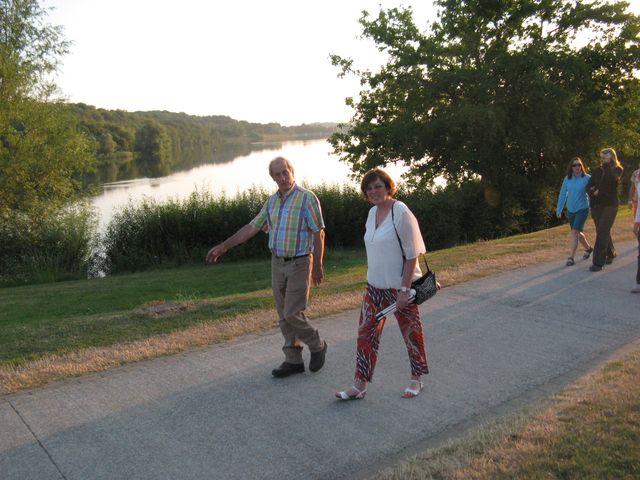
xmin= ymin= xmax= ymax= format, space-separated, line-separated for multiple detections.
xmin=250 ymin=183 xmax=325 ymax=257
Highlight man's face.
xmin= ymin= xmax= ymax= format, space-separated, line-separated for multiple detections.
xmin=270 ymin=160 xmax=294 ymax=192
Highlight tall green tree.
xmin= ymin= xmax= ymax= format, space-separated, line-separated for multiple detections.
xmin=0 ymin=0 xmax=95 ymax=217
xmin=330 ymin=1 xmax=640 ymax=215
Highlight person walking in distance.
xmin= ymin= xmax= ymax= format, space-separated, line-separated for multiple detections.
xmin=628 ymin=161 xmax=639 ymax=220
xmin=206 ymin=157 xmax=328 ymax=377
xmin=555 ymin=157 xmax=593 ymax=266
xmin=630 ymin=164 xmax=640 ymax=293
xmin=586 ymin=148 xmax=623 ymax=271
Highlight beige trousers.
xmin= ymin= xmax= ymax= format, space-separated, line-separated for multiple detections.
xmin=271 ymin=254 xmax=323 ymax=363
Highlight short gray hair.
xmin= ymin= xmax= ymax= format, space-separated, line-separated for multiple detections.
xmin=269 ymin=156 xmax=295 ymax=176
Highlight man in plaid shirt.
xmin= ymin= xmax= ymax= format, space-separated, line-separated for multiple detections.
xmin=207 ymin=157 xmax=328 ymax=377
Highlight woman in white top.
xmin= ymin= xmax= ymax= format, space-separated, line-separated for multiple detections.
xmin=336 ymin=169 xmax=436 ymax=400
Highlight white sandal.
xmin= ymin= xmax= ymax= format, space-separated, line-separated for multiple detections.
xmin=402 ymin=379 xmax=424 ymax=398
xmin=335 ymin=385 xmax=367 ymax=400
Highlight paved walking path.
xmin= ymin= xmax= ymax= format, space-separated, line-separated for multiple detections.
xmin=2 ymin=241 xmax=639 ymax=480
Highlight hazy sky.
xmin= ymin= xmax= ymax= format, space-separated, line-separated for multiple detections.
xmin=42 ymin=0 xmax=438 ymax=126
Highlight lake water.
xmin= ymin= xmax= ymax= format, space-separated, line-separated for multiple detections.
xmin=92 ymin=138 xmax=407 ymax=230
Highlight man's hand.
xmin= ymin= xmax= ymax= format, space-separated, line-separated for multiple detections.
xmin=205 ymin=225 xmax=259 ymax=264
xmin=312 ymin=259 xmax=324 ymax=286
xmin=206 ymin=244 xmax=227 ymax=264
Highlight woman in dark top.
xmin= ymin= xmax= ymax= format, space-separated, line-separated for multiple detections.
xmin=586 ymin=147 xmax=623 ymax=271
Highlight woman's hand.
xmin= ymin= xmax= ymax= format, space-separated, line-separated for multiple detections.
xmin=396 ymin=290 xmax=410 ymax=310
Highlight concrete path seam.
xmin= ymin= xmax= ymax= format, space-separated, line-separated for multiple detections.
xmin=7 ymin=400 xmax=67 ymax=480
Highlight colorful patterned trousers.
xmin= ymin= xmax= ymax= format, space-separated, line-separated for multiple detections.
xmin=355 ymin=283 xmax=429 ymax=383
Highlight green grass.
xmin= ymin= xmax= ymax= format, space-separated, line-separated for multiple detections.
xmin=0 ymin=249 xmax=367 ymax=365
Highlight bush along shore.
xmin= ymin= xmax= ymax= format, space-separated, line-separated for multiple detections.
xmin=2 ymin=178 xmax=569 ymax=286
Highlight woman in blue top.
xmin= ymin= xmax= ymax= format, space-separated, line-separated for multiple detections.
xmin=556 ymin=157 xmax=593 ymax=266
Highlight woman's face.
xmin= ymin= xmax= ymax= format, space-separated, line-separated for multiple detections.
xmin=365 ymin=178 xmax=390 ymax=205
xmin=600 ymin=151 xmax=612 ymax=164
xmin=572 ymin=160 xmax=582 ymax=172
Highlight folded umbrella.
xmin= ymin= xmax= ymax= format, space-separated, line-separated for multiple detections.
xmin=375 ymin=289 xmax=416 ymax=321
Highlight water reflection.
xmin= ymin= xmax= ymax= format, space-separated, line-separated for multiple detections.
xmin=92 ymin=138 xmax=407 ymax=230
xmin=92 ymin=141 xmax=288 ymax=185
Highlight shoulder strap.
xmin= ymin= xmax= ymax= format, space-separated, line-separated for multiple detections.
xmin=391 ymin=201 xmax=406 ymax=276
xmin=391 ymin=201 xmax=431 ymax=274
xmin=391 ymin=201 xmax=406 ymax=262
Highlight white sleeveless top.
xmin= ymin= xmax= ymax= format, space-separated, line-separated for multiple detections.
xmin=364 ymin=201 xmax=426 ymax=289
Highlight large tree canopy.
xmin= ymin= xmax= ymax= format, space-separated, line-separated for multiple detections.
xmin=330 ymin=0 xmax=640 ymax=205
xmin=0 ymin=0 xmax=94 ymax=217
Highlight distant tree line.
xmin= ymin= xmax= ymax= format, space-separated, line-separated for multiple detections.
xmin=70 ymin=103 xmax=337 ymax=184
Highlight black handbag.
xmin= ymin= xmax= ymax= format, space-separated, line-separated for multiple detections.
xmin=391 ymin=202 xmax=437 ymax=305
xmin=410 ymin=257 xmax=438 ymax=304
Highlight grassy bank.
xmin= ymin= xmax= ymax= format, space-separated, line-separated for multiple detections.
xmin=0 ymin=208 xmax=635 ymax=394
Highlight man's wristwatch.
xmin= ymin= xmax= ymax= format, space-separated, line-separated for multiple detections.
xmin=399 ymin=286 xmax=410 ymax=293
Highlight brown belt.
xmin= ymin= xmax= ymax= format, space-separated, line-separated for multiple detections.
xmin=275 ymin=254 xmax=310 ymax=262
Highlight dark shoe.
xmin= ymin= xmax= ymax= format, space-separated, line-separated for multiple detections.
xmin=566 ymin=257 xmax=575 ymax=266
xmin=272 ymin=362 xmax=304 ymax=378
xmin=309 ymin=341 xmax=328 ymax=372
xmin=582 ymin=247 xmax=593 ymax=260
xmin=605 ymin=256 xmax=614 ymax=265
xmin=589 ymin=265 xmax=602 ymax=272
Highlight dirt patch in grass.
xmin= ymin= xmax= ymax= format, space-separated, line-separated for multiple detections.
xmin=135 ymin=301 xmax=195 ymax=316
